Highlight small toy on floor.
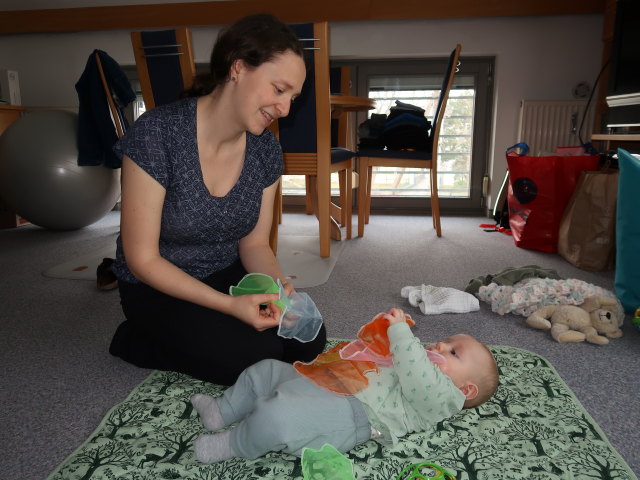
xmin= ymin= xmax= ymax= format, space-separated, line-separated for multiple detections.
xmin=397 ymin=462 xmax=456 ymax=480
xmin=301 ymin=443 xmax=355 ymax=480
xmin=633 ymin=307 xmax=640 ymax=331
xmin=526 ymin=296 xmax=623 ymax=344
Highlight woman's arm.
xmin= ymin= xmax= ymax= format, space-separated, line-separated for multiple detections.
xmin=119 ymin=156 xmax=279 ymax=330
xmin=238 ymin=180 xmax=294 ymax=297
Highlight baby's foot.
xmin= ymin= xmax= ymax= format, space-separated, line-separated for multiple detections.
xmin=191 ymin=394 xmax=225 ymax=430
xmin=194 ymin=430 xmax=236 ymax=463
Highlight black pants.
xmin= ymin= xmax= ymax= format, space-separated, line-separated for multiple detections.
xmin=109 ymin=260 xmax=327 ymax=385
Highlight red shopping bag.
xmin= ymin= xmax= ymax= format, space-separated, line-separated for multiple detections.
xmin=506 ymin=143 xmax=600 ymax=253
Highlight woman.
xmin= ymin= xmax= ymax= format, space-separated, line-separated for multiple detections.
xmin=109 ymin=14 xmax=327 ymax=385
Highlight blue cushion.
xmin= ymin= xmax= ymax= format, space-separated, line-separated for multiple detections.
xmin=278 ymin=23 xmax=316 ymax=154
xmin=330 ymin=147 xmax=356 ymax=163
xmin=615 ymin=148 xmax=640 ymax=314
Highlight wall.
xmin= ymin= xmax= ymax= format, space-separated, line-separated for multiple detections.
xmin=0 ymin=13 xmax=603 ymax=210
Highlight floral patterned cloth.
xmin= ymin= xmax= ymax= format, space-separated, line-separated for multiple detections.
xmin=477 ymin=277 xmax=624 ymax=322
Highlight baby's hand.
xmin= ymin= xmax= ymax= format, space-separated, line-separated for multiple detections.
xmin=384 ymin=307 xmax=409 ymax=325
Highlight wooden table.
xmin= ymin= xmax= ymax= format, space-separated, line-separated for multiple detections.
xmin=330 ymin=94 xmax=376 ymax=113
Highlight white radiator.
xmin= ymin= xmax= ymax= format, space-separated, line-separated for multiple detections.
xmin=517 ymin=100 xmax=594 ymax=155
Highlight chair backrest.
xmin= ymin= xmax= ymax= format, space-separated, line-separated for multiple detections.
xmin=430 ymin=44 xmax=461 ymax=145
xmin=277 ymin=22 xmax=332 ymax=158
xmin=330 ymin=66 xmax=351 ymax=147
xmin=131 ymin=27 xmax=196 ymax=110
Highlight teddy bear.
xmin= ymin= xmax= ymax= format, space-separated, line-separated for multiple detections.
xmin=525 ymin=296 xmax=623 ymax=344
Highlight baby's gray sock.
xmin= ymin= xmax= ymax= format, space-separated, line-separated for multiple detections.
xmin=194 ymin=430 xmax=237 ymax=463
xmin=191 ymin=394 xmax=225 ymax=430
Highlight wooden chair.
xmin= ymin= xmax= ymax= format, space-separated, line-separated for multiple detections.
xmin=357 ymin=44 xmax=462 ymax=238
xmin=130 ymin=27 xmax=196 ymax=110
xmin=276 ymin=21 xmax=356 ymax=258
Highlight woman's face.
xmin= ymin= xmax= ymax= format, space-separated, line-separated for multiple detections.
xmin=233 ymin=50 xmax=306 ymax=135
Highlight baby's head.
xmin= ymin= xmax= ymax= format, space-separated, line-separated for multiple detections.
xmin=427 ymin=334 xmax=499 ymax=408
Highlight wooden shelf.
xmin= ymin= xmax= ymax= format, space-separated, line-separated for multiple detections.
xmin=592 ymin=133 xmax=640 ymax=142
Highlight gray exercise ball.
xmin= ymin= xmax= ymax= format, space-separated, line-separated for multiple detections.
xmin=0 ymin=110 xmax=120 ymax=230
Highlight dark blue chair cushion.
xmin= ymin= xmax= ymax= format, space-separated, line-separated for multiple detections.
xmin=278 ymin=23 xmax=316 ymax=154
xmin=331 ymin=147 xmax=356 ymax=163
xmin=358 ymin=148 xmax=431 ymax=160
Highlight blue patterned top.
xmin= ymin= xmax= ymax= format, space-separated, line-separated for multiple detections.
xmin=111 ymin=97 xmax=283 ymax=283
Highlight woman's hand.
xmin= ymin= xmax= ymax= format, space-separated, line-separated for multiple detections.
xmin=231 ymin=293 xmax=281 ymax=331
xmin=281 ymin=280 xmax=295 ymax=297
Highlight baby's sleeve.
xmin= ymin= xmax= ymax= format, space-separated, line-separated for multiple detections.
xmin=388 ymin=323 xmax=465 ymax=422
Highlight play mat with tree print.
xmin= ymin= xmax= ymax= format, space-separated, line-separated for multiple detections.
xmin=47 ymin=341 xmax=637 ymax=480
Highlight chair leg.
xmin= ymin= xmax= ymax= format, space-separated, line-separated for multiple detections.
xmin=277 ymin=178 xmax=283 ymax=225
xmin=338 ymin=169 xmax=347 ymax=226
xmin=269 ymin=178 xmax=282 ymax=254
xmin=365 ymin=165 xmax=373 ymax=225
xmin=430 ymin=167 xmax=442 ymax=237
xmin=304 ymin=176 xmax=314 ymax=215
xmin=357 ymin=158 xmax=368 ymax=237
xmin=345 ymin=167 xmax=353 ymax=239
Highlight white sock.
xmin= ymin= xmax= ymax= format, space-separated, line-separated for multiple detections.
xmin=419 ymin=285 xmax=480 ymax=314
xmin=407 ymin=289 xmax=423 ymax=307
xmin=191 ymin=394 xmax=225 ymax=431
xmin=194 ymin=430 xmax=237 ymax=463
xmin=400 ymin=285 xmax=420 ymax=298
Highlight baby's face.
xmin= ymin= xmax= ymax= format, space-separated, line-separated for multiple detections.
xmin=426 ymin=334 xmax=489 ymax=389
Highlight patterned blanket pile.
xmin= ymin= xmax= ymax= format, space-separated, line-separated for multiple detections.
xmin=476 ymin=277 xmax=624 ymax=320
xmin=48 ymin=342 xmax=636 ymax=480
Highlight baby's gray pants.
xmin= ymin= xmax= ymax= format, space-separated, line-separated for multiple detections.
xmin=216 ymin=358 xmax=371 ymax=459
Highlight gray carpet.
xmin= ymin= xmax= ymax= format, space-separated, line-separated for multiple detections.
xmin=1 ymin=211 xmax=638 ymax=479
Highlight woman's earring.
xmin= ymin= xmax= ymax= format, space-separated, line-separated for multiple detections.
xmin=231 ymin=76 xmax=237 ymax=82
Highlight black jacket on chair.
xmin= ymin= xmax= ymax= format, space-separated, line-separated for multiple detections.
xmin=75 ymin=49 xmax=136 ymax=168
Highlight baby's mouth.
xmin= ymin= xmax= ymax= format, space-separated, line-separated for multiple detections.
xmin=426 ymin=350 xmax=445 ymax=364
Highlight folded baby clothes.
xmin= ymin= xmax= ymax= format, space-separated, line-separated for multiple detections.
xmin=401 ymin=285 xmax=480 ymax=315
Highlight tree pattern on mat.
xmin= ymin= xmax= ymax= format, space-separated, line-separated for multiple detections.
xmin=47 ymin=343 xmax=637 ymax=480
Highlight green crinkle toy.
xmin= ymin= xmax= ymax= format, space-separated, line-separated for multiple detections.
xmin=229 ymin=272 xmax=289 ymax=310
xmin=301 ymin=444 xmax=355 ymax=480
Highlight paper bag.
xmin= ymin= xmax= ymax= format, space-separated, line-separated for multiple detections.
xmin=558 ymin=169 xmax=618 ymax=271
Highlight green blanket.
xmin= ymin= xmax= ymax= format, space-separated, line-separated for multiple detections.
xmin=48 ymin=342 xmax=637 ymax=480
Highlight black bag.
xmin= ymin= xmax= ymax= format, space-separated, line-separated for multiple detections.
xmin=358 ymin=113 xmax=387 ymax=149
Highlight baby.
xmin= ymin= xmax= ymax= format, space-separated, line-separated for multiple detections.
xmin=191 ymin=307 xmax=499 ymax=462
